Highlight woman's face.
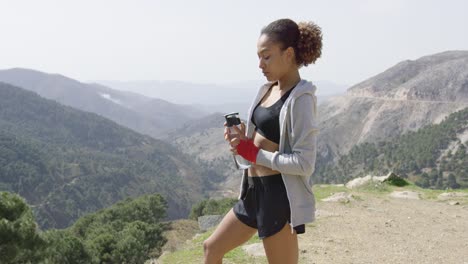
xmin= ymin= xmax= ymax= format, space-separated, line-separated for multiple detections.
xmin=257 ymin=34 xmax=294 ymax=82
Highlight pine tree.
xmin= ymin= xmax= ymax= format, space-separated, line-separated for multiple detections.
xmin=436 ymin=173 xmax=444 ymax=189
xmin=0 ymin=192 xmax=46 ymax=263
xmin=447 ymin=173 xmax=460 ymax=189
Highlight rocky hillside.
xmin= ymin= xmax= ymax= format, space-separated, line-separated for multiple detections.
xmin=347 ymin=51 xmax=468 ymax=101
xmin=315 ymin=106 xmax=468 ymax=187
xmin=317 ymin=51 xmax=468 ymax=164
xmin=0 ymin=82 xmax=220 ymax=228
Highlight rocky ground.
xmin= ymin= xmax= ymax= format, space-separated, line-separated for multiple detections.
xmin=298 ymin=191 xmax=468 ymax=264
xmin=154 ymin=184 xmax=468 ymax=264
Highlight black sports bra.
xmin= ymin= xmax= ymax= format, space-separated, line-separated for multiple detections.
xmin=251 ymin=83 xmax=296 ymax=144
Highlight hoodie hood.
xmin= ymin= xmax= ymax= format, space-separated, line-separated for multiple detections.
xmin=290 ymin=79 xmax=317 ymax=98
xmin=286 ymin=80 xmax=318 ymax=140
xmin=288 ymin=79 xmax=317 ymax=111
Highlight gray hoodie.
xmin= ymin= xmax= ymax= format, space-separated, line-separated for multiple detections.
xmin=238 ymin=79 xmax=319 ymax=233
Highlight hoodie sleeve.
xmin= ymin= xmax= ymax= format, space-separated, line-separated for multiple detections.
xmin=255 ymin=93 xmax=319 ymax=177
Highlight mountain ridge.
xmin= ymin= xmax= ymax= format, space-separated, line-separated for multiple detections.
xmin=347 ymin=50 xmax=468 ymax=102
xmin=0 ymin=68 xmax=207 ymax=139
xmin=0 ymin=82 xmax=218 ymax=228
xmin=317 ymin=50 xmax=468 ymax=165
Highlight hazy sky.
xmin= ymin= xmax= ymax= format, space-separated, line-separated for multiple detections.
xmin=1 ymin=0 xmax=467 ymax=86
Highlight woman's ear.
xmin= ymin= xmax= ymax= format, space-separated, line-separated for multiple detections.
xmin=285 ymin=47 xmax=295 ymax=64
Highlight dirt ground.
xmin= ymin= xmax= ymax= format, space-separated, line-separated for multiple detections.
xmin=298 ymin=193 xmax=468 ymax=264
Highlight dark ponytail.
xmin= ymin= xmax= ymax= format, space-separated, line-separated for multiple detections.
xmin=261 ymin=18 xmax=322 ymax=67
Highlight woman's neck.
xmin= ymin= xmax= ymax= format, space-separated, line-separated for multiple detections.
xmin=276 ymin=69 xmax=301 ymax=91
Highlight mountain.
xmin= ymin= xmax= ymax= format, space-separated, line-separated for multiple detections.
xmin=317 ymin=50 xmax=468 ymax=164
xmin=163 ymin=113 xmax=241 ymax=198
xmin=0 ymin=82 xmax=220 ymax=228
xmin=97 ymin=79 xmax=346 ymax=120
xmin=0 ymin=68 xmax=207 ymax=138
xmin=316 ymin=106 xmax=468 ymax=188
xmin=95 ymin=80 xmax=259 ymax=106
xmin=96 ymin=80 xmax=260 ymax=121
xmin=347 ymin=51 xmax=468 ymax=101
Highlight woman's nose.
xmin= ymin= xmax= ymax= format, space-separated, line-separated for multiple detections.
xmin=258 ymin=59 xmax=265 ymax=70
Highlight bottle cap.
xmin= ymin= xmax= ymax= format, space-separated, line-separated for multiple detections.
xmin=224 ymin=112 xmax=241 ymax=127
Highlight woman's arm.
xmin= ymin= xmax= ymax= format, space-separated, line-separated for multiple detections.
xmin=255 ymin=93 xmax=319 ymax=177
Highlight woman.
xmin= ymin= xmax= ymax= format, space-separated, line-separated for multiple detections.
xmin=204 ymin=18 xmax=322 ymax=264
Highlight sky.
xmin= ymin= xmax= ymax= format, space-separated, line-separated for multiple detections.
xmin=1 ymin=0 xmax=467 ymax=87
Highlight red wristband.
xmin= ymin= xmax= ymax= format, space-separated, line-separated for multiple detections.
xmin=236 ymin=139 xmax=260 ymax=163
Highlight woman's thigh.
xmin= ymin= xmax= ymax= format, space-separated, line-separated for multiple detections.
xmin=204 ymin=208 xmax=257 ymax=256
xmin=262 ymin=223 xmax=299 ymax=264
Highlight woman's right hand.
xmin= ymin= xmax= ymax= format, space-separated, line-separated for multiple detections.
xmin=224 ymin=121 xmax=246 ymax=154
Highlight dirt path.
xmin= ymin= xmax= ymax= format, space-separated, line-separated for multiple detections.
xmin=299 ymin=194 xmax=468 ymax=264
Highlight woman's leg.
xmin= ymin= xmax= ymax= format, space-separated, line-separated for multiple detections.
xmin=203 ymin=208 xmax=257 ymax=264
xmin=262 ymin=223 xmax=299 ymax=264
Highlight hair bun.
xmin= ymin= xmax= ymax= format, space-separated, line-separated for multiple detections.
xmin=297 ymin=21 xmax=323 ymax=66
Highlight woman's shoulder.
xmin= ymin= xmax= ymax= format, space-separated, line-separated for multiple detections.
xmin=289 ymin=79 xmax=317 ymax=99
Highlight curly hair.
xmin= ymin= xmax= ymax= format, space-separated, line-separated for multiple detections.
xmin=261 ymin=18 xmax=322 ymax=67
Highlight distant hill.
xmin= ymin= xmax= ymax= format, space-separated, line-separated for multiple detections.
xmin=0 ymin=82 xmax=220 ymax=228
xmin=0 ymin=68 xmax=207 ymax=138
xmin=95 ymin=80 xmax=258 ymax=106
xmin=317 ymin=50 xmax=468 ymax=165
xmin=163 ymin=112 xmax=241 ymax=198
xmin=98 ymin=79 xmax=346 ymax=120
xmin=316 ymin=106 xmax=468 ymax=188
xmin=347 ymin=51 xmax=468 ymax=101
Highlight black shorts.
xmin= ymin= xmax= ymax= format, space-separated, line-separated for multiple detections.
xmin=233 ymin=173 xmax=305 ymax=239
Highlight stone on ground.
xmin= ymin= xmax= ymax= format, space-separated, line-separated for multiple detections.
xmin=242 ymin=243 xmax=266 ymax=257
xmin=389 ymin=191 xmax=420 ymax=200
xmin=198 ymin=215 xmax=223 ymax=231
xmin=322 ymin=192 xmax=354 ymax=203
xmin=438 ymin=192 xmax=468 ymax=200
xmin=345 ymin=172 xmax=404 ymax=189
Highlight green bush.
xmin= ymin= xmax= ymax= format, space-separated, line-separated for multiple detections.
xmin=189 ymin=198 xmax=238 ymax=220
xmin=0 ymin=192 xmax=168 ymax=264
xmin=0 ymin=192 xmax=46 ymax=263
xmin=384 ymin=176 xmax=409 ymax=187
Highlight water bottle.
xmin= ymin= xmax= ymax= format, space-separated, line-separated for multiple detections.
xmin=224 ymin=112 xmax=252 ymax=170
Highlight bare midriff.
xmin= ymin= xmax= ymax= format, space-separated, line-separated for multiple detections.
xmin=248 ymin=130 xmax=281 ymax=177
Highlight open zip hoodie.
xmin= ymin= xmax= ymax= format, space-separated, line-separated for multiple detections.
xmin=238 ymin=79 xmax=319 ymax=233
